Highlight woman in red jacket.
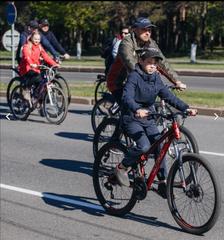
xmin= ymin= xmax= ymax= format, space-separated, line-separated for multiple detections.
xmin=19 ymin=31 xmax=59 ymax=102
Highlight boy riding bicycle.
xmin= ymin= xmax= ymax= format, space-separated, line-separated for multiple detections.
xmin=115 ymin=48 xmax=197 ymax=198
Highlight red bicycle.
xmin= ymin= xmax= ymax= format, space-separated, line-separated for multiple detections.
xmin=93 ymin=111 xmax=221 ymax=235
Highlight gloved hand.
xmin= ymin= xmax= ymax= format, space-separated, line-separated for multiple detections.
xmin=64 ymin=53 xmax=70 ymax=60
xmin=175 ymin=80 xmax=187 ymax=91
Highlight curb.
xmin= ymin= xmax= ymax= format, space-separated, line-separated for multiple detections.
xmin=1 ymin=91 xmax=223 ymax=117
xmin=1 ymin=64 xmax=224 ymax=77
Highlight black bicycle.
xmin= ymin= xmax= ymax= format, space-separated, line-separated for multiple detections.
xmin=94 ymin=74 xmax=109 ymax=103
xmin=9 ymin=65 xmax=68 ymax=124
xmin=7 ymin=57 xmax=71 ymax=106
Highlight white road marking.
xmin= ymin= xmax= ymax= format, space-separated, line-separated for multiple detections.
xmin=0 ymin=184 xmax=104 ymax=211
xmin=169 ymin=147 xmax=224 ymax=157
xmin=199 ymin=151 xmax=224 ymax=157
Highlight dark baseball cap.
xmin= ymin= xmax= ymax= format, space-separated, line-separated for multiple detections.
xmin=132 ymin=17 xmax=156 ymax=29
xmin=40 ymin=19 xmax=49 ymax=26
xmin=28 ymin=20 xmax=39 ymax=29
xmin=138 ymin=48 xmax=163 ymax=61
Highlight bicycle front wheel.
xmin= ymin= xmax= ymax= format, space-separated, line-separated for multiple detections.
xmin=94 ymin=79 xmax=108 ymax=103
xmin=91 ymin=97 xmax=115 ymax=133
xmin=93 ymin=142 xmax=137 ymax=216
xmin=93 ymin=117 xmax=130 ymax=158
xmin=167 ymin=153 xmax=221 ymax=235
xmin=43 ymin=86 xmax=68 ymax=124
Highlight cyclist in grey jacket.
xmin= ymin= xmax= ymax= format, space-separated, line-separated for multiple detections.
xmin=106 ymin=17 xmax=186 ymax=104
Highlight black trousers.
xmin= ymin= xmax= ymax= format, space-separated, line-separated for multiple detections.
xmin=111 ymin=88 xmax=123 ymax=105
xmin=23 ymin=70 xmax=42 ymax=88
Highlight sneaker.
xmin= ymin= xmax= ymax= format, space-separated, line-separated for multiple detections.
xmin=114 ymin=164 xmax=130 ymax=187
xmin=157 ymin=181 xmax=167 ymax=199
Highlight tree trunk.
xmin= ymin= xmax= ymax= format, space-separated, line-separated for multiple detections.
xmin=76 ymin=30 xmax=82 ymax=59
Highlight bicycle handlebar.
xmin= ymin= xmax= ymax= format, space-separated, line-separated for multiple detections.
xmin=140 ymin=109 xmax=197 ymax=121
xmin=37 ymin=64 xmax=59 ymax=81
xmin=37 ymin=65 xmax=58 ymax=70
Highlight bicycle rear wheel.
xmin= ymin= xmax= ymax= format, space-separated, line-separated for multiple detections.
xmin=54 ymin=75 xmax=71 ymax=105
xmin=93 ymin=142 xmax=137 ymax=216
xmin=10 ymin=85 xmax=31 ymax=120
xmin=167 ymin=153 xmax=221 ymax=235
xmin=7 ymin=77 xmax=22 ymax=106
xmin=43 ymin=86 xmax=68 ymax=124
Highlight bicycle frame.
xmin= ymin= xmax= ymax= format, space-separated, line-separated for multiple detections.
xmin=31 ymin=65 xmax=56 ymax=107
xmin=137 ymin=120 xmax=181 ymax=191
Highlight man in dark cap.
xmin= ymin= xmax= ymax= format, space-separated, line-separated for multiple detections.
xmin=39 ymin=18 xmax=70 ymax=60
xmin=106 ymin=17 xmax=186 ymax=105
xmin=16 ymin=20 xmax=60 ymax=64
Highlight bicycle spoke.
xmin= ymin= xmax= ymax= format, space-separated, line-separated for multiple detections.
xmin=167 ymin=154 xmax=221 ymax=234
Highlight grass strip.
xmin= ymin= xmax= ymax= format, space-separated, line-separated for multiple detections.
xmin=1 ymin=82 xmax=223 ymax=108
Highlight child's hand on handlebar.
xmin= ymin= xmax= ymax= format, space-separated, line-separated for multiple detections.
xmin=30 ymin=63 xmax=38 ymax=68
xmin=135 ymin=108 xmax=150 ymax=119
xmin=64 ymin=53 xmax=70 ymax=60
xmin=186 ymin=108 xmax=198 ymax=116
xmin=54 ymin=63 xmax=60 ymax=68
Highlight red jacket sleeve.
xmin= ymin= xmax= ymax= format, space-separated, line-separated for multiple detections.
xmin=40 ymin=45 xmax=57 ymax=66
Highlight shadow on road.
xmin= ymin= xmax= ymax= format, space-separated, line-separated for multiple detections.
xmin=41 ymin=192 xmax=184 ymax=233
xmin=40 ymin=158 xmax=93 ymax=176
xmin=42 ymin=193 xmax=104 ymax=216
xmin=0 ymin=102 xmax=12 ymax=120
xmin=68 ymin=109 xmax=92 ymax=115
xmin=55 ymin=132 xmax=94 ymax=142
xmin=0 ymin=101 xmax=49 ymax=123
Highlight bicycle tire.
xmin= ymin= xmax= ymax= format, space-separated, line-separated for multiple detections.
xmin=93 ymin=118 xmax=125 ymax=158
xmin=93 ymin=142 xmax=137 ymax=216
xmin=43 ymin=86 xmax=68 ymax=124
xmin=7 ymin=77 xmax=22 ymax=106
xmin=54 ymin=75 xmax=71 ymax=105
xmin=94 ymin=80 xmax=108 ymax=103
xmin=91 ymin=97 xmax=115 ymax=133
xmin=10 ymin=85 xmax=31 ymax=121
xmin=167 ymin=153 xmax=221 ymax=235
xmin=178 ymin=126 xmax=199 ymax=153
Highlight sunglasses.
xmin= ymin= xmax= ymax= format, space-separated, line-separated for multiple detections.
xmin=122 ymin=32 xmax=129 ymax=35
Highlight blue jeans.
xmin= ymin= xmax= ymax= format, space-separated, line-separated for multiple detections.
xmin=122 ymin=118 xmax=167 ymax=180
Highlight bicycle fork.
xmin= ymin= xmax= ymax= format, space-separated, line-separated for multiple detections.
xmin=175 ymin=145 xmax=199 ymax=191
xmin=47 ymin=84 xmax=54 ymax=106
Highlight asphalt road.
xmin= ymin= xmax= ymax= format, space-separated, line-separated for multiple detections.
xmin=1 ymin=101 xmax=224 ymax=240
xmin=1 ymin=69 xmax=224 ymax=92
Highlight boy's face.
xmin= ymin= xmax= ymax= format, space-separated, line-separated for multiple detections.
xmin=139 ymin=57 xmax=158 ymax=74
